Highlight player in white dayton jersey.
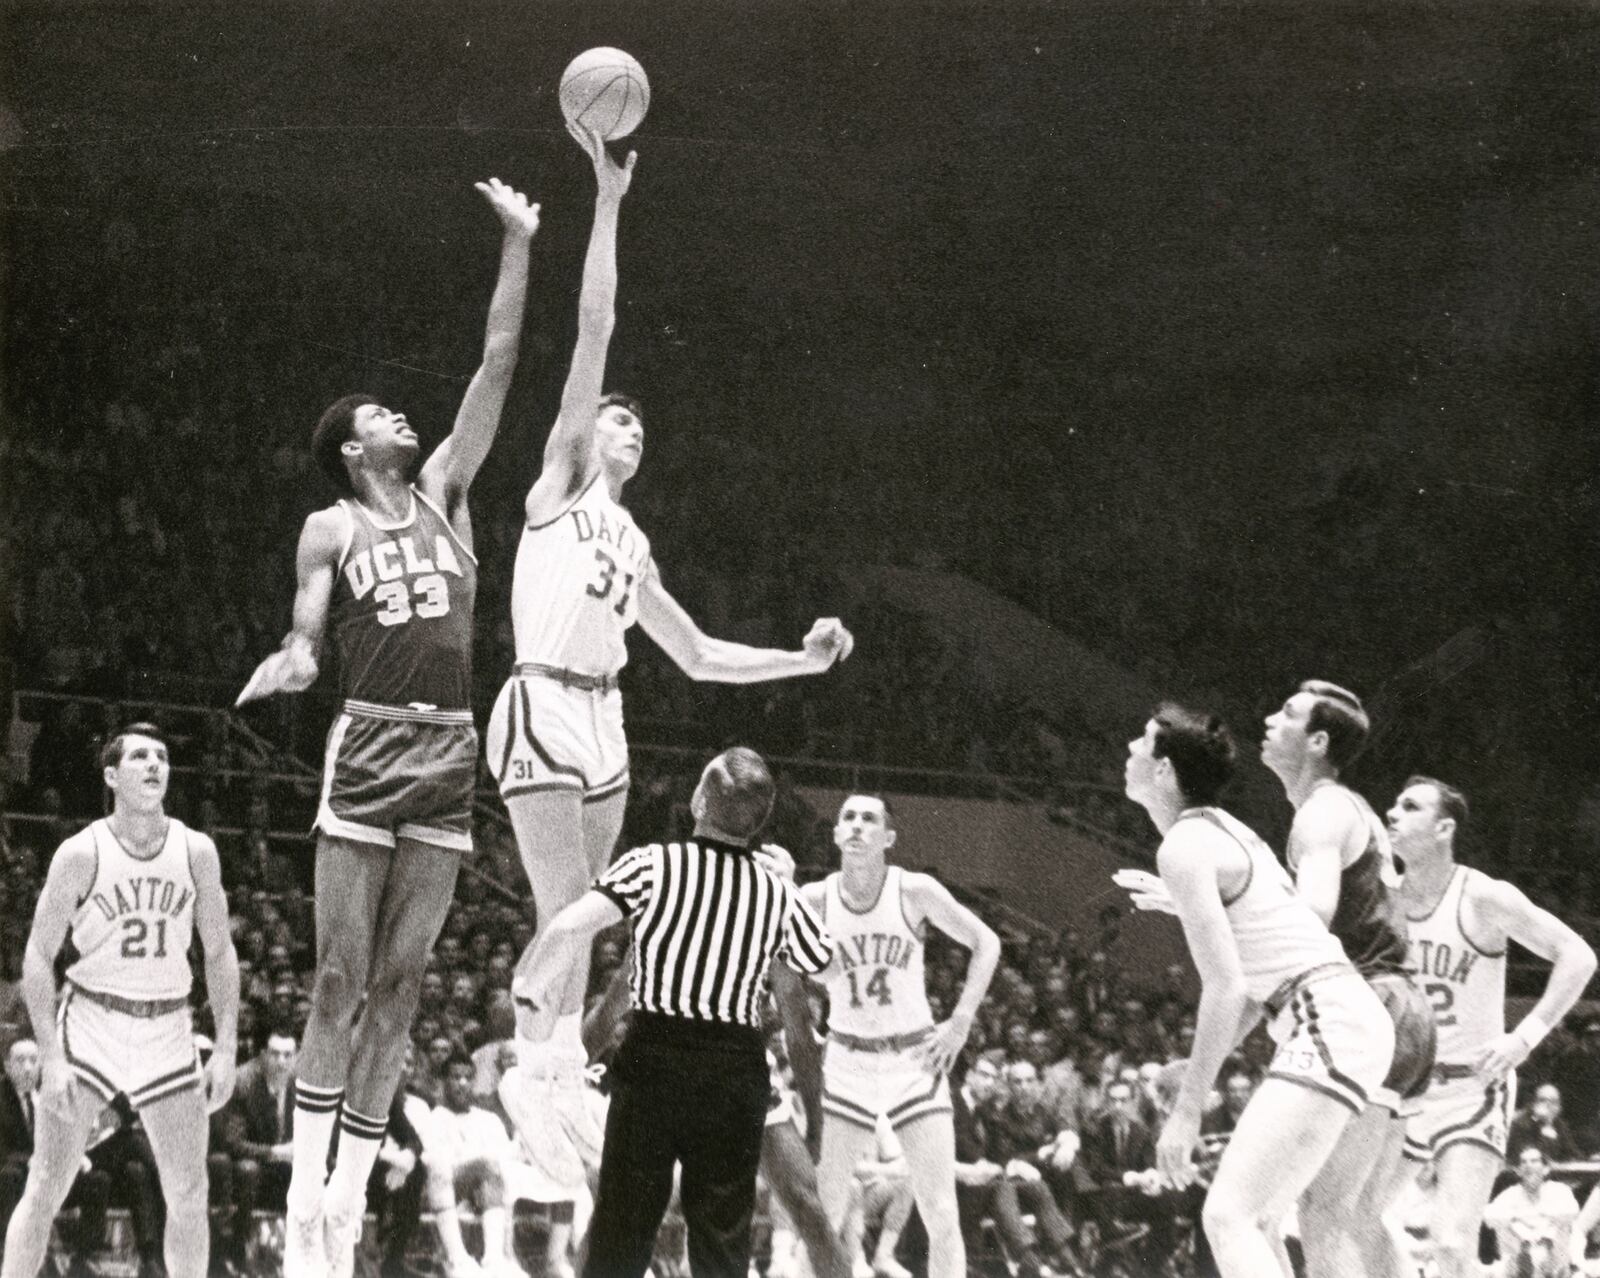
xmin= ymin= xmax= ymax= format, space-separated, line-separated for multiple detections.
xmin=1387 ymin=776 xmax=1595 ymax=1278
xmin=238 ymin=178 xmax=542 ymax=1278
xmin=795 ymin=795 xmax=1000 ymax=1278
xmin=492 ymin=124 xmax=853 ymax=1210
xmin=1124 ymin=704 xmax=1394 ymax=1278
xmin=1 ymin=725 xmax=238 ymax=1278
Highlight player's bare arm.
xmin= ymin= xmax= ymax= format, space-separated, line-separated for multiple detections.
xmin=526 ymin=128 xmax=637 ymax=524
xmin=1287 ymin=788 xmax=1366 ymax=927
xmin=21 ymin=834 xmax=96 ymax=1113
xmin=1157 ymin=828 xmax=1251 ymax=1189
xmin=418 ymin=177 xmax=542 ymax=537
xmin=517 ymin=891 xmax=626 ymax=1040
xmin=638 ymin=564 xmax=854 ymax=683
xmin=189 ymin=831 xmax=240 ymax=1113
xmin=1469 ymin=877 xmax=1597 ymax=1078
xmin=903 ymin=874 xmax=999 ymax=1076
xmin=234 ymin=507 xmax=343 ymax=705
xmin=770 ymin=962 xmax=823 ymax=1131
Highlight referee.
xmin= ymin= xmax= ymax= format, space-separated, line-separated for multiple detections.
xmin=517 ymin=746 xmax=835 ymax=1277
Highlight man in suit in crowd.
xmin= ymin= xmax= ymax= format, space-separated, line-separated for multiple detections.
xmin=955 ymin=1056 xmax=1082 ymax=1277
xmin=1 ymin=1038 xmax=112 ymax=1277
xmin=219 ymin=1029 xmax=298 ymax=1261
xmin=1078 ymin=1077 xmax=1174 ymax=1262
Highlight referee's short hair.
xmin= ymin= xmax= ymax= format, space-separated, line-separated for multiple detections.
xmin=700 ymin=747 xmax=776 ymax=841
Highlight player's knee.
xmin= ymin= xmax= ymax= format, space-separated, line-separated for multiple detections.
xmin=1201 ymin=1188 xmax=1262 ymax=1248
xmin=312 ymin=951 xmax=369 ymax=1015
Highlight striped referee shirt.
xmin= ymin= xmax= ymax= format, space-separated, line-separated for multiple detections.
xmin=594 ymin=837 xmax=835 ymax=1029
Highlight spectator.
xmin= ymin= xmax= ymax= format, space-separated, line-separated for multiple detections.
xmin=427 ymin=1052 xmax=525 ymax=1278
xmin=221 ymin=1031 xmax=298 ymax=1242
xmin=1510 ymin=1085 xmax=1583 ymax=1165
xmin=1484 ymin=1146 xmax=1581 ymax=1278
xmin=1077 ymin=1078 xmax=1174 ymax=1263
xmin=982 ymin=1059 xmax=1082 ymax=1277
xmin=1 ymin=1038 xmax=109 ymax=1278
xmin=368 ymin=1047 xmax=434 ymax=1278
xmin=841 ymin=1115 xmax=915 ymax=1278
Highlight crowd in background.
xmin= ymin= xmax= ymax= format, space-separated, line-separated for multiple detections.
xmin=3 ymin=778 xmax=1600 ymax=1276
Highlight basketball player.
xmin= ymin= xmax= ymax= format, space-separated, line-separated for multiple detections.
xmin=795 ymin=795 xmax=1001 ymax=1278
xmin=1124 ymin=704 xmax=1394 ymax=1278
xmin=1 ymin=724 xmax=239 ymax=1278
xmin=489 ymin=123 xmax=853 ymax=1205
xmin=1387 ymin=776 xmax=1595 ymax=1278
xmin=237 ymin=177 xmax=542 ymax=1276
xmin=1259 ymin=681 xmax=1437 ymax=1278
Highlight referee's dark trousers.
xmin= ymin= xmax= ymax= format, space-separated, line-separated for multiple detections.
xmin=584 ymin=1011 xmax=771 ymax=1277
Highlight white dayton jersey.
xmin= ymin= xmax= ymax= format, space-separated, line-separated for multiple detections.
xmin=821 ymin=868 xmax=933 ymax=1038
xmin=513 ymin=473 xmax=653 ymax=676
xmin=1177 ymin=808 xmax=1350 ymax=1004
xmin=1406 ymin=865 xmax=1505 ymax=1066
xmin=67 ymin=819 xmax=196 ymax=1002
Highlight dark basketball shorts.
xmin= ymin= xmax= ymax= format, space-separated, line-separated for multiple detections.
xmin=316 ymin=699 xmax=477 ymax=853
xmin=1368 ymin=971 xmax=1438 ymax=1116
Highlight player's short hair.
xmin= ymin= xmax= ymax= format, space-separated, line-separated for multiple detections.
xmin=1404 ymin=775 xmax=1469 ymax=833
xmin=598 ymin=391 xmax=643 ymax=423
xmin=99 ymin=721 xmax=168 ymax=770
xmin=1151 ymin=702 xmax=1236 ymax=806
xmin=700 ymin=746 xmax=776 ymax=841
xmin=837 ymin=793 xmax=896 ymax=829
xmin=1298 ymin=680 xmax=1370 ymax=770
xmin=312 ymin=393 xmax=379 ymax=495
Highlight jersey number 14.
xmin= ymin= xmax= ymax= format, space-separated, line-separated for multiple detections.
xmin=845 ymin=966 xmax=893 ymax=1009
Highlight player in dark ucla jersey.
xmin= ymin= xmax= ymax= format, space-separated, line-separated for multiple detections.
xmin=237 ymin=177 xmax=541 ymax=1278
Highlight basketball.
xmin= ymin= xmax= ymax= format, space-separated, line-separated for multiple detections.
xmin=559 ymin=48 xmax=650 ymax=141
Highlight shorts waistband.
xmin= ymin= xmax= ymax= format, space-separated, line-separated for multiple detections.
xmin=69 ymin=983 xmax=189 ymax=1019
xmin=829 ymin=1026 xmax=935 ymax=1054
xmin=1431 ymin=1062 xmax=1480 ymax=1083
xmin=513 ymin=663 xmax=620 ymax=694
xmin=342 ymin=699 xmax=473 ymax=725
xmin=627 ymin=1010 xmax=764 ymax=1052
xmin=1263 ymin=962 xmax=1357 ymax=1019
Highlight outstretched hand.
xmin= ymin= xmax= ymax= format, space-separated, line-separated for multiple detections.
xmin=235 ymin=645 xmax=318 ymax=706
xmin=568 ymin=122 xmax=637 ymax=203
xmin=1113 ymin=868 xmax=1177 ymax=915
xmin=803 ymin=618 xmax=855 ymax=668
xmin=475 ymin=177 xmax=541 ymax=238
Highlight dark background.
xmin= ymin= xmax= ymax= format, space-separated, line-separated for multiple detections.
xmin=3 ymin=0 xmax=1597 ymax=893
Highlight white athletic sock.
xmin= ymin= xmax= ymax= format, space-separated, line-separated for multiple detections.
xmin=554 ymin=1011 xmax=584 ymax=1051
xmin=324 ymin=1105 xmax=387 ymax=1215
xmin=286 ymin=1082 xmax=342 ymax=1217
xmin=435 ymin=1207 xmax=473 ymax=1269
xmin=481 ymin=1206 xmax=508 ymax=1262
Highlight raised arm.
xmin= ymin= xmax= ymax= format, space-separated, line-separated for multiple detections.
xmin=515 ymin=891 xmax=626 ymax=1043
xmin=235 ymin=508 xmax=343 ymax=705
xmin=190 ymin=831 xmax=240 ymax=1112
xmin=23 ymin=837 xmax=95 ymax=1114
xmin=528 ymin=129 xmax=637 ymax=518
xmin=1156 ymin=829 xmax=1250 ymax=1189
xmin=419 ymin=179 xmax=542 ymax=517
xmin=904 ymin=874 xmax=1001 ymax=1077
xmin=637 ymin=565 xmax=853 ymax=684
xmin=1473 ymin=878 xmax=1597 ymax=1078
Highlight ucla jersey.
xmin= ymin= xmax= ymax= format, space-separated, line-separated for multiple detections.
xmin=820 ymin=868 xmax=933 ymax=1038
xmin=1289 ymin=785 xmax=1411 ymax=977
xmin=331 ymin=488 xmax=476 ymax=711
xmin=512 ymin=473 xmax=652 ymax=677
xmin=1176 ymin=808 xmax=1350 ymax=1005
xmin=1407 ymin=866 xmax=1505 ymax=1067
xmin=68 ymin=819 xmax=196 ymax=1002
